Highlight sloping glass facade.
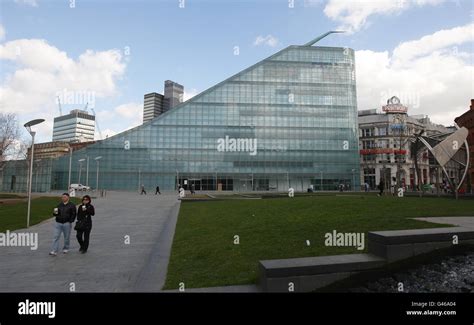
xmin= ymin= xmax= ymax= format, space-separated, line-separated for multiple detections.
xmin=51 ymin=45 xmax=360 ymax=191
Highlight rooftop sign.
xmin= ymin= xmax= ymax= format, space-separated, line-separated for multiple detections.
xmin=382 ymin=96 xmax=408 ymax=114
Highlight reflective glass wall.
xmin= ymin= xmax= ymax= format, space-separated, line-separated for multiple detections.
xmin=52 ymin=45 xmax=360 ymax=191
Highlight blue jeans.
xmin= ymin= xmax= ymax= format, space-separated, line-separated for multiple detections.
xmin=51 ymin=222 xmax=71 ymax=252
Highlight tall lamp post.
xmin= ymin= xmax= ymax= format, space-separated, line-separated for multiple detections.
xmin=34 ymin=159 xmax=42 ymax=192
xmin=85 ymin=155 xmax=89 ymax=188
xmin=67 ymin=145 xmax=73 ymax=191
xmin=94 ymin=156 xmax=102 ymax=191
xmin=394 ymin=114 xmax=407 ymax=190
xmin=351 ymin=168 xmax=356 ymax=191
xmin=24 ymin=118 xmax=45 ymax=228
xmin=320 ymin=171 xmax=323 ymax=191
xmin=78 ymin=158 xmax=85 ymax=184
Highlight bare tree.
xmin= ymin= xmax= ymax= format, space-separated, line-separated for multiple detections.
xmin=0 ymin=113 xmax=23 ymax=168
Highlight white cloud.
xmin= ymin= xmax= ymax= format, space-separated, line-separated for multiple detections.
xmin=114 ymin=102 xmax=143 ymax=130
xmin=356 ymin=23 xmax=474 ymax=126
xmin=97 ymin=128 xmax=117 ymax=140
xmin=14 ymin=0 xmax=38 ymax=7
xmin=183 ymin=88 xmax=199 ymax=101
xmin=88 ymin=103 xmax=141 ymax=140
xmin=324 ymin=0 xmax=447 ymax=33
xmin=0 ymin=24 xmax=5 ymax=41
xmin=392 ymin=23 xmax=474 ymax=65
xmin=254 ymin=35 xmax=279 ymax=47
xmin=0 ymin=38 xmax=126 ymax=143
xmin=0 ymin=39 xmax=126 ymax=116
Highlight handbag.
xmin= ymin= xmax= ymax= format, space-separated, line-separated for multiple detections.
xmin=74 ymin=218 xmax=87 ymax=231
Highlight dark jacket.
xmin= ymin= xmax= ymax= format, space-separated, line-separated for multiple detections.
xmin=76 ymin=203 xmax=95 ymax=230
xmin=378 ymin=181 xmax=385 ymax=190
xmin=53 ymin=201 xmax=77 ymax=224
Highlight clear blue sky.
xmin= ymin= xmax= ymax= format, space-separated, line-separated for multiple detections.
xmin=1 ymin=0 xmax=472 ymax=142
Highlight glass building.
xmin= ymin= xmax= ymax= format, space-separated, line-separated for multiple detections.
xmin=48 ymin=42 xmax=359 ymax=192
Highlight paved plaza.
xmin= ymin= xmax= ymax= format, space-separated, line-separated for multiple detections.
xmin=413 ymin=217 xmax=474 ymax=228
xmin=0 ymin=191 xmax=180 ymax=292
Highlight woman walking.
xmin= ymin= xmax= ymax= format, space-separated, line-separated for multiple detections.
xmin=75 ymin=195 xmax=95 ymax=254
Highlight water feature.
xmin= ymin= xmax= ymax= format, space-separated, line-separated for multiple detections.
xmin=348 ymin=251 xmax=474 ymax=293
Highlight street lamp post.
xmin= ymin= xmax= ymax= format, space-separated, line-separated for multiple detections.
xmin=395 ymin=114 xmax=407 ymax=190
xmin=34 ymin=159 xmax=42 ymax=192
xmin=67 ymin=145 xmax=73 ymax=191
xmin=176 ymin=170 xmax=179 ymax=191
xmin=78 ymin=158 xmax=85 ymax=184
xmin=94 ymin=156 xmax=102 ymax=191
xmin=351 ymin=168 xmax=356 ymax=191
xmin=138 ymin=168 xmax=141 ymax=192
xmin=24 ymin=118 xmax=45 ymax=228
xmin=320 ymin=171 xmax=323 ymax=191
xmin=85 ymin=155 xmax=89 ymax=188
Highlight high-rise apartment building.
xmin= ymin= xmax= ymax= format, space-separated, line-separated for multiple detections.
xmin=164 ymin=80 xmax=184 ymax=112
xmin=143 ymin=92 xmax=165 ymax=123
xmin=52 ymin=109 xmax=95 ymax=142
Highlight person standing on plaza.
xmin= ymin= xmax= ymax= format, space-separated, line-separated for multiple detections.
xmin=50 ymin=193 xmax=76 ymax=256
xmin=75 ymin=195 xmax=95 ymax=254
xmin=390 ymin=177 xmax=396 ymax=196
xmin=378 ymin=179 xmax=385 ymax=196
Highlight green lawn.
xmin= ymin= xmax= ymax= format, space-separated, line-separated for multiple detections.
xmin=0 ymin=193 xmax=26 ymax=199
xmin=164 ymin=195 xmax=474 ymax=289
xmin=0 ymin=196 xmax=81 ymax=232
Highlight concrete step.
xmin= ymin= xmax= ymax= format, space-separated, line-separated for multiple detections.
xmin=368 ymin=227 xmax=474 ymax=245
xmin=259 ymin=253 xmax=385 ymax=292
xmin=259 ymin=224 xmax=474 ymax=292
xmin=260 ymin=253 xmax=385 ymax=277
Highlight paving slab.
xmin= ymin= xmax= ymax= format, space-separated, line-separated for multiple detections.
xmin=413 ymin=216 xmax=474 ymax=228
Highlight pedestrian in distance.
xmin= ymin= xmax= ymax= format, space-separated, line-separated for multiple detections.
xmin=378 ymin=180 xmax=385 ymax=196
xmin=140 ymin=184 xmax=147 ymax=195
xmin=190 ymin=183 xmax=195 ymax=195
xmin=50 ymin=193 xmax=76 ymax=256
xmin=390 ymin=177 xmax=396 ymax=196
xmin=75 ymin=195 xmax=95 ymax=254
xmin=155 ymin=185 xmax=161 ymax=195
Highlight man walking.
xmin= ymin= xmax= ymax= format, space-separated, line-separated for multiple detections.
xmin=140 ymin=184 xmax=147 ymax=195
xmin=155 ymin=185 xmax=161 ymax=195
xmin=50 ymin=193 xmax=76 ymax=256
